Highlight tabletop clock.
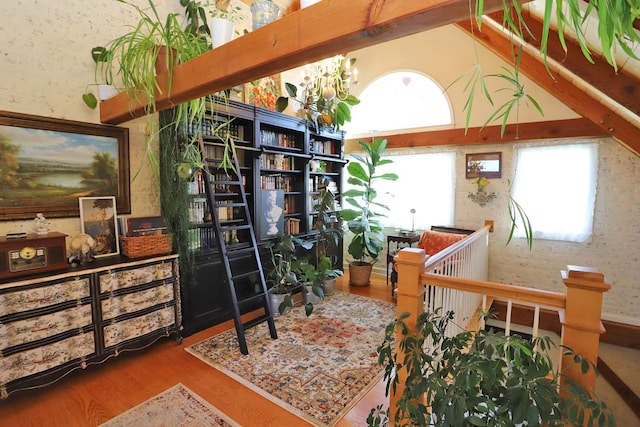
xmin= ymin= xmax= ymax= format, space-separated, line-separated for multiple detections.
xmin=0 ymin=232 xmax=68 ymax=280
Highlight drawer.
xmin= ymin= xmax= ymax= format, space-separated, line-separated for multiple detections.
xmin=0 ymin=277 xmax=90 ymax=317
xmin=99 ymin=262 xmax=174 ymax=294
xmin=0 ymin=332 xmax=95 ymax=387
xmin=101 ymin=282 xmax=174 ymax=321
xmin=0 ymin=304 xmax=93 ymax=350
xmin=103 ymin=306 xmax=175 ymax=348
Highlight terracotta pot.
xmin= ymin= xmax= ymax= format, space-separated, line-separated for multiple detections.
xmin=154 ymin=46 xmax=178 ymax=75
xmin=349 ymin=261 xmax=373 ymax=287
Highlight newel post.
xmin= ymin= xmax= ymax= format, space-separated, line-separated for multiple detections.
xmin=560 ymin=265 xmax=611 ymax=393
xmin=390 ymin=248 xmax=427 ymax=424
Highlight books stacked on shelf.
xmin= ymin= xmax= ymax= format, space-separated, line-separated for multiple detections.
xmin=187 ymin=119 xmax=244 ymax=140
xmin=188 ymin=226 xmax=217 ymax=251
xmin=216 ymin=204 xmax=238 ymax=221
xmin=284 ymin=195 xmax=296 ymax=214
xmin=261 ymin=130 xmax=297 ymax=148
xmin=309 ymin=175 xmax=336 ymax=192
xmin=261 ymin=174 xmax=294 ymax=191
xmin=309 ymin=138 xmax=335 ymax=155
xmin=261 ymin=153 xmax=295 ymax=170
xmin=188 ymin=171 xmax=205 ymax=195
xmin=189 ymin=197 xmax=207 ymax=224
xmin=285 ymin=218 xmax=300 ymax=235
xmin=118 ymin=216 xmax=168 ymax=237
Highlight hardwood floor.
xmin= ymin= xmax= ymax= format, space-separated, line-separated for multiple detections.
xmin=0 ymin=274 xmax=395 ymax=427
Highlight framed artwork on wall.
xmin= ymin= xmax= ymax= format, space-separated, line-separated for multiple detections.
xmin=79 ymin=196 xmax=119 ymax=257
xmin=466 ymin=152 xmax=502 ymax=179
xmin=244 ymin=74 xmax=281 ymax=111
xmin=0 ymin=111 xmax=130 ymax=220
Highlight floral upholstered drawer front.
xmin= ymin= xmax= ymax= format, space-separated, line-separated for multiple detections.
xmin=99 ymin=262 xmax=174 ymax=294
xmin=103 ymin=306 xmax=175 ymax=348
xmin=0 ymin=332 xmax=95 ymax=389
xmin=0 ymin=277 xmax=90 ymax=317
xmin=0 ymin=304 xmax=93 ymax=349
xmin=101 ymin=282 xmax=174 ymax=321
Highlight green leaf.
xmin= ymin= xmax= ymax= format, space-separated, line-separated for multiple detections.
xmin=82 ymin=93 xmax=98 ymax=109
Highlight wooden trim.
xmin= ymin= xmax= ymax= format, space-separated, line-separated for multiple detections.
xmin=455 ymin=17 xmax=640 ymax=157
xmin=597 ymin=358 xmax=640 ymax=419
xmin=345 ymin=118 xmax=606 ymax=152
xmin=490 ymin=301 xmax=640 ymax=349
xmin=99 ymin=0 xmax=516 ymax=125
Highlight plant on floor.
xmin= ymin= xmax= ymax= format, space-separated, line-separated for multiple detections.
xmin=341 ymin=138 xmax=398 ymax=285
xmin=266 ymin=234 xmax=314 ymax=315
xmin=312 ymin=178 xmax=344 ymax=284
xmin=367 ymin=309 xmax=616 ymax=427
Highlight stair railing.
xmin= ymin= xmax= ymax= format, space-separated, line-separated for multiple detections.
xmin=392 ymin=231 xmax=611 ymax=423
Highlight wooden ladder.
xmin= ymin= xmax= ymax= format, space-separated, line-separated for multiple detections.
xmin=199 ymin=137 xmax=277 ymax=355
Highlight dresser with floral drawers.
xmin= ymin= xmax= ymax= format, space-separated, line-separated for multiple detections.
xmin=0 ymin=254 xmax=181 ymax=398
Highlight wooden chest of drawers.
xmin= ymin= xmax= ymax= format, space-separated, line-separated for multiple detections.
xmin=0 ymin=254 xmax=181 ymax=398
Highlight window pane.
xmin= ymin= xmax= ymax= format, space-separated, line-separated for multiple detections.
xmin=512 ymin=143 xmax=598 ymax=242
xmin=344 ymin=151 xmax=456 ymax=231
xmin=344 ymin=71 xmax=452 ymax=136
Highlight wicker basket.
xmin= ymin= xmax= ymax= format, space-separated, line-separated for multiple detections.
xmin=120 ymin=234 xmax=173 ymax=258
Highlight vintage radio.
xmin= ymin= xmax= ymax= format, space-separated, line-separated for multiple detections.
xmin=0 ymin=232 xmax=68 ymax=280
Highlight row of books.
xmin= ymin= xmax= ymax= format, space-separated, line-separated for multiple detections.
xmin=284 ymin=218 xmax=301 ymax=235
xmin=261 ymin=174 xmax=296 ymax=191
xmin=185 ymin=119 xmax=244 ymax=140
xmin=186 ymin=227 xmax=241 ymax=251
xmin=261 ymin=130 xmax=299 ymax=148
xmin=118 ymin=216 xmax=167 ymax=237
xmin=309 ymin=138 xmax=336 ymax=155
xmin=260 ymin=153 xmax=296 ymax=170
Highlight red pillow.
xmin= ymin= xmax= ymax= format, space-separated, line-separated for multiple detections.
xmin=417 ymin=230 xmax=466 ymax=256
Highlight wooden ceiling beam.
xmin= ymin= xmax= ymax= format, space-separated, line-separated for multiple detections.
xmin=455 ymin=17 xmax=640 ymax=156
xmin=489 ymin=10 xmax=640 ymax=117
xmin=344 ymin=118 xmax=607 ymax=152
xmin=99 ymin=0 xmax=516 ymax=125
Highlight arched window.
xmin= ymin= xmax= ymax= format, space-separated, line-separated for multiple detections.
xmin=344 ymin=71 xmax=452 ymax=136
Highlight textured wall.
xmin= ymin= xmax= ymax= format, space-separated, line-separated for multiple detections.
xmin=0 ymin=1 xmax=183 ymax=240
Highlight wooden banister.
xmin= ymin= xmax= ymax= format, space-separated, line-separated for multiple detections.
xmin=392 ymin=247 xmax=611 ymax=422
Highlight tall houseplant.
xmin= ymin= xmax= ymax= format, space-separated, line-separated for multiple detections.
xmin=341 ymin=138 xmax=398 ymax=286
xmin=368 ymin=309 xmax=616 ymax=427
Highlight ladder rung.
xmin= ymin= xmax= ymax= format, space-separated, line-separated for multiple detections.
xmin=243 ymin=313 xmax=272 ymax=330
xmin=231 ymin=269 xmax=262 ymax=281
xmin=227 ymin=244 xmax=256 ymax=257
xmin=237 ymin=292 xmax=266 ymax=306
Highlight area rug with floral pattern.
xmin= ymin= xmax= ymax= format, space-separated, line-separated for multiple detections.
xmin=186 ymin=291 xmax=396 ymax=426
xmin=100 ymin=383 xmax=239 ymax=427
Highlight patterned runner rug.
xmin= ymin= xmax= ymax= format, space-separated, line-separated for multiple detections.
xmin=100 ymin=383 xmax=239 ymax=427
xmin=186 ymin=291 xmax=396 ymax=426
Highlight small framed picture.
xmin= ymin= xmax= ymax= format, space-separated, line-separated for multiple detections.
xmin=79 ymin=196 xmax=119 ymax=257
xmin=466 ymin=152 xmax=502 ymax=179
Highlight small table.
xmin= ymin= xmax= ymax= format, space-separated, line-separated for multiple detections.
xmin=386 ymin=233 xmax=420 ymax=287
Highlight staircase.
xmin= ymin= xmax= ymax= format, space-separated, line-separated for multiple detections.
xmin=199 ymin=137 xmax=277 ymax=355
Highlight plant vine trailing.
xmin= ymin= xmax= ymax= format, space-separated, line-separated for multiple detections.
xmin=451 ymin=0 xmax=638 ymax=249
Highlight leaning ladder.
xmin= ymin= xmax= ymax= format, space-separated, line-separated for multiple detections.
xmin=199 ymin=136 xmax=277 ymax=355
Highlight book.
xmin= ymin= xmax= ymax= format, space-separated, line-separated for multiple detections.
xmin=127 ymin=216 xmax=168 ymax=237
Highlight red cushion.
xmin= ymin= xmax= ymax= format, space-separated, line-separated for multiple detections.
xmin=417 ymin=230 xmax=467 ymax=256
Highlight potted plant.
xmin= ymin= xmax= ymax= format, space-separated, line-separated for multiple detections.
xmin=208 ymin=0 xmax=245 ymax=48
xmin=341 ymin=138 xmax=398 ymax=286
xmin=312 ymin=178 xmax=344 ymax=295
xmin=82 ymin=46 xmax=118 ymax=109
xmin=266 ymin=233 xmax=313 ymax=315
xmin=296 ymin=258 xmax=323 ymax=309
xmin=367 ymin=309 xmax=616 ymax=427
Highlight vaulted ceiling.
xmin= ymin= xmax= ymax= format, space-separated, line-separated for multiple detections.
xmin=99 ymin=0 xmax=639 ymax=156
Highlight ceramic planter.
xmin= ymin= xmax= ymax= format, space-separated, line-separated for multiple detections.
xmin=303 ymin=284 xmax=322 ymax=305
xmin=300 ymin=0 xmax=321 ymax=8
xmin=210 ymin=18 xmax=235 ymax=48
xmin=250 ymin=0 xmax=280 ymax=30
xmin=322 ymin=277 xmax=336 ymax=296
xmin=268 ymin=288 xmax=291 ymax=315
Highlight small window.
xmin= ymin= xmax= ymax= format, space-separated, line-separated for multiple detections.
xmin=344 ymin=71 xmax=452 ymax=136
xmin=512 ymin=143 xmax=598 ymax=243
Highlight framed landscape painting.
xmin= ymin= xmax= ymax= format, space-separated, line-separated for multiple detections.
xmin=0 ymin=111 xmax=130 ymax=220
xmin=79 ymin=196 xmax=119 ymax=257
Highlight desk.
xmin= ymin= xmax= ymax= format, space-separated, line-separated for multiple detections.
xmin=386 ymin=233 xmax=420 ymax=286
